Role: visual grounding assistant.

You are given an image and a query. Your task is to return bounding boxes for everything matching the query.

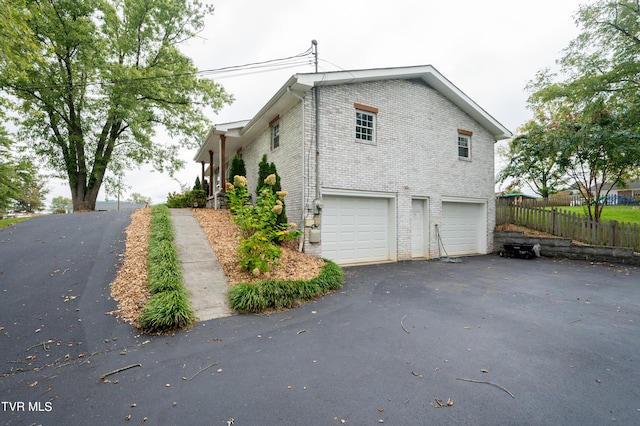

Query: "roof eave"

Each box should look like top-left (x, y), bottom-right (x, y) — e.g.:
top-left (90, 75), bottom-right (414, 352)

top-left (239, 75), bottom-right (313, 139)
top-left (208, 65), bottom-right (512, 155)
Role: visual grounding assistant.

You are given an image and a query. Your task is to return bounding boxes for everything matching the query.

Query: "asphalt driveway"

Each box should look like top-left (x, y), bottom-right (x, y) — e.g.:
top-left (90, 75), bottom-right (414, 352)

top-left (1, 213), bottom-right (639, 425)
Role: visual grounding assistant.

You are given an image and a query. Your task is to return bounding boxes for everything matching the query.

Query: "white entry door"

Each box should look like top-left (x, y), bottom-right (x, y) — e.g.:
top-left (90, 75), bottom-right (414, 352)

top-left (411, 199), bottom-right (429, 257)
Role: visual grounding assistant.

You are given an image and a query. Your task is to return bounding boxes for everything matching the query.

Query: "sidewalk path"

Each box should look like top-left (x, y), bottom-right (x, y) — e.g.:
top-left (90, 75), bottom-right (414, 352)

top-left (169, 209), bottom-right (234, 320)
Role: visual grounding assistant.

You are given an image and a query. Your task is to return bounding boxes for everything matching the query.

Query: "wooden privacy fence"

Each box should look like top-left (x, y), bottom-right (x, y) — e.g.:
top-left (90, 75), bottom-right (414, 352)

top-left (496, 204), bottom-right (640, 253)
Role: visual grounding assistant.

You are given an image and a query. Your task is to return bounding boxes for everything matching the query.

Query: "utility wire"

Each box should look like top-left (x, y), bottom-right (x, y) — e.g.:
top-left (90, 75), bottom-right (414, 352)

top-left (11, 44), bottom-right (316, 92)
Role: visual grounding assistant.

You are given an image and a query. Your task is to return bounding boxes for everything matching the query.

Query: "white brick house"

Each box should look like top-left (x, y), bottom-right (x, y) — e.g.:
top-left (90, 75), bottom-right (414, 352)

top-left (194, 65), bottom-right (511, 265)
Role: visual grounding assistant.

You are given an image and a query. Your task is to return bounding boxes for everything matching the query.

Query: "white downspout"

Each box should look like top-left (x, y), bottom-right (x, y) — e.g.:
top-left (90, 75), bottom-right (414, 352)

top-left (287, 87), bottom-right (306, 251)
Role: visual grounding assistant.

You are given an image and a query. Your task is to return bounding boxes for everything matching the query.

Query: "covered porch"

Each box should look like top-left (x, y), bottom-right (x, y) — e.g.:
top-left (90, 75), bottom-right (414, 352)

top-left (193, 120), bottom-right (249, 208)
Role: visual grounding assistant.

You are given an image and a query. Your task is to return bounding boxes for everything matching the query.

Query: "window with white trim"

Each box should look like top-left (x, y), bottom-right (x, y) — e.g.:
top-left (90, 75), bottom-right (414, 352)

top-left (354, 103), bottom-right (378, 144)
top-left (457, 129), bottom-right (472, 159)
top-left (270, 118), bottom-right (280, 150)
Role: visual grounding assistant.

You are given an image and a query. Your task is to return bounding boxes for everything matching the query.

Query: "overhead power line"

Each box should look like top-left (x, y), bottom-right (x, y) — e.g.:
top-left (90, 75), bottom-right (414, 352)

top-left (11, 43), bottom-right (317, 92)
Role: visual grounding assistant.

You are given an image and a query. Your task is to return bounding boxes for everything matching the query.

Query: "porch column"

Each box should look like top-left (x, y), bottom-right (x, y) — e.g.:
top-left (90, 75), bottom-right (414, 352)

top-left (208, 150), bottom-right (214, 197)
top-left (220, 134), bottom-right (226, 192)
top-left (200, 161), bottom-right (205, 191)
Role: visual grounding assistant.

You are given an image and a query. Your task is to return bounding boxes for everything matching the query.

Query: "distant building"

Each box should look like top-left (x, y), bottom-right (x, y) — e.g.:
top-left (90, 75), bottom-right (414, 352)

top-left (496, 193), bottom-right (538, 205)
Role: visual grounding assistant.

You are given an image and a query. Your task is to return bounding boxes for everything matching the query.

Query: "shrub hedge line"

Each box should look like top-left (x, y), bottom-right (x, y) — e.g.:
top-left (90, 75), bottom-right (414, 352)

top-left (138, 205), bottom-right (195, 333)
top-left (227, 260), bottom-right (344, 313)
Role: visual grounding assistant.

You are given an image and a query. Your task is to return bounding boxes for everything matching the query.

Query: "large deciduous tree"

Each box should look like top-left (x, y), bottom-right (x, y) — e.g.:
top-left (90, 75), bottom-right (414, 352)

top-left (12, 157), bottom-right (49, 212)
top-left (0, 0), bottom-right (232, 211)
top-left (525, 0), bottom-right (640, 221)
top-left (497, 113), bottom-right (567, 200)
top-left (0, 126), bottom-right (19, 213)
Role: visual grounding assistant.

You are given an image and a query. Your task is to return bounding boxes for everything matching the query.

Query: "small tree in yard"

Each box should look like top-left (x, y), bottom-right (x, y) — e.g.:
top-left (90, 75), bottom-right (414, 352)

top-left (193, 176), bottom-right (201, 191)
top-left (228, 155), bottom-right (246, 183)
top-left (256, 155), bottom-right (271, 196)
top-left (255, 155), bottom-right (287, 225)
top-left (226, 174), bottom-right (300, 275)
top-left (51, 196), bottom-right (72, 213)
top-left (128, 192), bottom-right (152, 205)
top-left (269, 162), bottom-right (288, 225)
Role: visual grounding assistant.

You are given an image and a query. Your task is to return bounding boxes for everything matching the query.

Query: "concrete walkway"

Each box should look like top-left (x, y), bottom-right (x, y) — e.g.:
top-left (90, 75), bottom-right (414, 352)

top-left (169, 208), bottom-right (234, 320)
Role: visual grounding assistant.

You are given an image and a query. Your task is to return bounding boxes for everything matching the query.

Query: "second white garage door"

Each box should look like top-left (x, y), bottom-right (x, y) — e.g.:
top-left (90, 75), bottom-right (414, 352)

top-left (440, 201), bottom-right (486, 256)
top-left (321, 195), bottom-right (392, 264)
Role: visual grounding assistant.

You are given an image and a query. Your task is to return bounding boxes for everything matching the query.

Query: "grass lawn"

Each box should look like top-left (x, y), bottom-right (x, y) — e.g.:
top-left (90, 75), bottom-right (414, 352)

top-left (548, 205), bottom-right (640, 225)
top-left (0, 216), bottom-right (31, 230)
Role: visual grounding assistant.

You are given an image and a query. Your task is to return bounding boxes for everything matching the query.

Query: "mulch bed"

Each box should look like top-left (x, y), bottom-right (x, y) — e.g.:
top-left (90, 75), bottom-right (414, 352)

top-left (108, 208), bottom-right (152, 327)
top-left (108, 208), bottom-right (326, 326)
top-left (192, 208), bottom-right (325, 285)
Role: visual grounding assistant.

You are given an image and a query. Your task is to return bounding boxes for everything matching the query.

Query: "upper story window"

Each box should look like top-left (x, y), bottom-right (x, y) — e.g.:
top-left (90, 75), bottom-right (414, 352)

top-left (270, 116), bottom-right (280, 150)
top-left (457, 129), bottom-right (472, 159)
top-left (354, 103), bottom-right (378, 144)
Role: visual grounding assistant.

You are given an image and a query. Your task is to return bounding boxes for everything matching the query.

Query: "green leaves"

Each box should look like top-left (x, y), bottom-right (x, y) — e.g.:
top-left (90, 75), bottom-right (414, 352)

top-left (0, 0), bottom-right (232, 210)
top-left (227, 261), bottom-right (344, 314)
top-left (226, 174), bottom-right (301, 275)
top-left (498, 118), bottom-right (567, 198)
top-left (140, 204), bottom-right (195, 333)
top-left (519, 1), bottom-right (640, 220)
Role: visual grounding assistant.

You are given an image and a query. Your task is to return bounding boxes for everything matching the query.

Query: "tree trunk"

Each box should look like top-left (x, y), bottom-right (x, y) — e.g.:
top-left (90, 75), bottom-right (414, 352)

top-left (71, 182), bottom-right (100, 211)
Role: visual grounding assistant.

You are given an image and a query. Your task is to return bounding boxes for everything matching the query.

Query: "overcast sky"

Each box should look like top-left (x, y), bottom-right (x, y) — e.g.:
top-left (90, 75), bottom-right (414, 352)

top-left (46, 0), bottom-right (586, 206)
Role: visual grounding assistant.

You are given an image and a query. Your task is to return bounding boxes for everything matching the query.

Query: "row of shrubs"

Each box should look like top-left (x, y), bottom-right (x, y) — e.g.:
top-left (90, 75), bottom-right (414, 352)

top-left (166, 189), bottom-right (207, 208)
top-left (138, 205), bottom-right (195, 333)
top-left (227, 260), bottom-right (343, 313)
top-left (225, 170), bottom-right (344, 312)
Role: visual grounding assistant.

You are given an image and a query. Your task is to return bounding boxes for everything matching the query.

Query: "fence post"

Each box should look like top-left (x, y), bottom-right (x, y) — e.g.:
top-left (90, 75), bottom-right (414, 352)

top-left (611, 220), bottom-right (618, 247)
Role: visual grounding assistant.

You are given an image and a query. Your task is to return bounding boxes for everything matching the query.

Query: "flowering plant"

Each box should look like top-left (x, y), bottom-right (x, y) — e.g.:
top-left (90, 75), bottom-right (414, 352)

top-left (226, 174), bottom-right (301, 274)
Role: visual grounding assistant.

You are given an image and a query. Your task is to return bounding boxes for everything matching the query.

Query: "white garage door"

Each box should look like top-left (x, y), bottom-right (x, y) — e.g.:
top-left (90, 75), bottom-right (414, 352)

top-left (322, 196), bottom-right (391, 264)
top-left (440, 202), bottom-right (485, 256)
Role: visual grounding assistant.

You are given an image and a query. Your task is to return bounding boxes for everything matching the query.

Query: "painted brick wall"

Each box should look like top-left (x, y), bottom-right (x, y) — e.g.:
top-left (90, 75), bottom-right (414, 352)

top-left (314, 79), bottom-right (496, 260)
top-left (239, 102), bottom-right (305, 229)
top-left (236, 78), bottom-right (498, 261)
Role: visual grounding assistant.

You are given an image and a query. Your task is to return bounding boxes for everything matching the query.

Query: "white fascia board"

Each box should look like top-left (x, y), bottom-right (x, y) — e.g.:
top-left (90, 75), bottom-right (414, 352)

top-left (420, 68), bottom-right (512, 141)
top-left (240, 75), bottom-right (310, 138)
top-left (193, 126), bottom-right (218, 162)
top-left (235, 65), bottom-right (511, 145)
top-left (296, 65), bottom-right (512, 141)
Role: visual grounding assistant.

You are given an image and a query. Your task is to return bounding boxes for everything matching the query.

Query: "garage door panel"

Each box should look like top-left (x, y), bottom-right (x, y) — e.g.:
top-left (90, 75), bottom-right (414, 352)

top-left (322, 196), bottom-right (391, 264)
top-left (441, 202), bottom-right (484, 256)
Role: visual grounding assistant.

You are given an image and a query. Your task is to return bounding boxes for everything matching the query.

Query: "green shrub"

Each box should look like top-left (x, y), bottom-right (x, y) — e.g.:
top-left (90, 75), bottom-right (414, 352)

top-left (226, 174), bottom-right (301, 274)
top-left (138, 289), bottom-right (196, 333)
top-left (139, 205), bottom-right (195, 333)
top-left (228, 155), bottom-right (246, 183)
top-left (166, 190), bottom-right (206, 208)
top-left (255, 155), bottom-right (287, 225)
top-left (185, 189), bottom-right (207, 207)
top-left (256, 154), bottom-right (271, 198)
top-left (147, 240), bottom-right (182, 293)
top-left (227, 260), bottom-right (344, 313)
top-left (166, 192), bottom-right (187, 208)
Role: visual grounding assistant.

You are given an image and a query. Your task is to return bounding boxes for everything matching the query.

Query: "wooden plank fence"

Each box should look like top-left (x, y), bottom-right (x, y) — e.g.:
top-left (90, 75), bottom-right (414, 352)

top-left (496, 203), bottom-right (640, 253)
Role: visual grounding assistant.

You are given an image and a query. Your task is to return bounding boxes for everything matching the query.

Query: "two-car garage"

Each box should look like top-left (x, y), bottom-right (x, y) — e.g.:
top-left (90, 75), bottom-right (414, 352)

top-left (320, 193), bottom-right (487, 265)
